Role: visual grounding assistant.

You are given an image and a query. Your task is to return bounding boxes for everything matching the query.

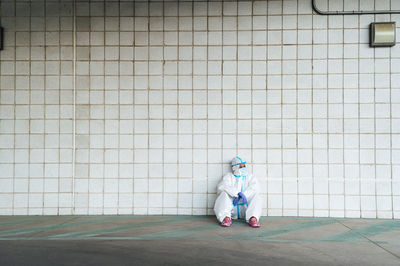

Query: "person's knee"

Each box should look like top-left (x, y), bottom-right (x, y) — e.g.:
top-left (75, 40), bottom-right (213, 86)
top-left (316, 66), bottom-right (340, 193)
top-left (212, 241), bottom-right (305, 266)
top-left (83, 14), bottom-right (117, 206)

top-left (215, 191), bottom-right (234, 209)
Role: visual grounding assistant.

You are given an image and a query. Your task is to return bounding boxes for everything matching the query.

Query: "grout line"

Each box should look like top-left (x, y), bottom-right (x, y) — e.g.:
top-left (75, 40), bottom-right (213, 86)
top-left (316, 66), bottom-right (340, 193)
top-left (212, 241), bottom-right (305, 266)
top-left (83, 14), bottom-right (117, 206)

top-left (132, 1), bottom-right (136, 215)
top-left (326, 0), bottom-right (331, 218)
top-left (26, 0), bottom-right (31, 216)
top-left (357, 0), bottom-right (361, 218)
top-left (57, 0), bottom-right (61, 216)
top-left (162, 0), bottom-right (166, 215)
top-left (295, 0), bottom-right (299, 217)
top-left (389, 0), bottom-right (394, 220)
top-left (311, 1), bottom-right (315, 218)
top-left (265, 0), bottom-right (268, 217)
top-left (373, 0), bottom-right (377, 220)
top-left (220, 2), bottom-right (223, 214)
top-left (177, 1), bottom-right (180, 215)
top-left (42, 0), bottom-right (47, 216)
top-left (147, 0), bottom-right (150, 216)
top-left (340, 1), bottom-right (345, 218)
top-left (72, 0), bottom-right (76, 215)
top-left (102, 1), bottom-right (106, 215)
top-left (279, 0), bottom-right (283, 217)
top-left (117, 0), bottom-right (121, 215)
top-left (191, 0), bottom-right (194, 215)
top-left (86, 0), bottom-right (91, 215)
top-left (12, 0), bottom-right (16, 215)
top-left (206, 0), bottom-right (210, 215)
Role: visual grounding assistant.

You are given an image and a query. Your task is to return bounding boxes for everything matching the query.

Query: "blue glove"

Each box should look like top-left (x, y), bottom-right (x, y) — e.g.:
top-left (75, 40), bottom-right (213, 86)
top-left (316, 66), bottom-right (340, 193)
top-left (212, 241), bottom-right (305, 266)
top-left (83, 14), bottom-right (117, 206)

top-left (238, 192), bottom-right (248, 206)
top-left (233, 196), bottom-right (239, 206)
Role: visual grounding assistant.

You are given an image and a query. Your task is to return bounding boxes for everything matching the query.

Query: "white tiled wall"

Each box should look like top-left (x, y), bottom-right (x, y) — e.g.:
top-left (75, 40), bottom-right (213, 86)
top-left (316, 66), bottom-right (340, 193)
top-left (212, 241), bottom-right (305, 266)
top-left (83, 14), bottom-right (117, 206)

top-left (1, 0), bottom-right (400, 218)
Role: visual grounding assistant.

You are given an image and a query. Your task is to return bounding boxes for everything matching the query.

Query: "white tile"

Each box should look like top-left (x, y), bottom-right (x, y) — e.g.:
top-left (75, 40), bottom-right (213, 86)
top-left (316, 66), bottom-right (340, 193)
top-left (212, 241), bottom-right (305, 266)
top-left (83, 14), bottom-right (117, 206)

top-left (13, 194), bottom-right (28, 208)
top-left (178, 193), bottom-right (192, 208)
top-left (163, 193), bottom-right (177, 208)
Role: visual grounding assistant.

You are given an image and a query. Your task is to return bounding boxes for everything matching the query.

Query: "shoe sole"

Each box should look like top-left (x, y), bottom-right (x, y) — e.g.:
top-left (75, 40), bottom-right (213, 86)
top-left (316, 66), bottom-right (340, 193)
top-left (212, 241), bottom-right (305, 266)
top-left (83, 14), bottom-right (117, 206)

top-left (249, 224), bottom-right (260, 228)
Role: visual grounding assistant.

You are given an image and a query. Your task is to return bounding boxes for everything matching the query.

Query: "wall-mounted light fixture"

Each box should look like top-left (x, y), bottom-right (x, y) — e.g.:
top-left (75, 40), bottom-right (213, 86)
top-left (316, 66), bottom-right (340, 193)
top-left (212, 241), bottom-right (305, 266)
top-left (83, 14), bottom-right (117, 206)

top-left (370, 22), bottom-right (396, 47)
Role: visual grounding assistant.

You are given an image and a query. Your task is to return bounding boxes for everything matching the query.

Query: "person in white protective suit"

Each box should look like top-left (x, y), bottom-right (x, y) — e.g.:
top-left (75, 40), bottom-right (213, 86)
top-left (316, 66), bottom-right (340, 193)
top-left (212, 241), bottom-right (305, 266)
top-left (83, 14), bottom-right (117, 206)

top-left (213, 156), bottom-right (262, 227)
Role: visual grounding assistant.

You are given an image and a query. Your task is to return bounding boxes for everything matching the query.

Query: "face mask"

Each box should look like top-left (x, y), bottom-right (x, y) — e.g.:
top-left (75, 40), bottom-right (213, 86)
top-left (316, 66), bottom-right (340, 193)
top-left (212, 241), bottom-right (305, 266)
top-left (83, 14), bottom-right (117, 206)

top-left (239, 167), bottom-right (247, 176)
top-left (233, 168), bottom-right (241, 177)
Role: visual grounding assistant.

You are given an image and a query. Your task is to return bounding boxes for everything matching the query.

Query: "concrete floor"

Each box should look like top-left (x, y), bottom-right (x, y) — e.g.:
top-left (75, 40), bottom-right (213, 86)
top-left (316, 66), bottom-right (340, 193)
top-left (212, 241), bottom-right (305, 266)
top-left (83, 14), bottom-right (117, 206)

top-left (0, 216), bottom-right (400, 266)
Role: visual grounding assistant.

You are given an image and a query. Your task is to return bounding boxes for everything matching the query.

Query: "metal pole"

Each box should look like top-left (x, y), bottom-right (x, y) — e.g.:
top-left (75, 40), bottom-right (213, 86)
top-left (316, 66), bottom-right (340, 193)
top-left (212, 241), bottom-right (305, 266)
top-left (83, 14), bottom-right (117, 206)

top-left (312, 0), bottom-right (400, 15)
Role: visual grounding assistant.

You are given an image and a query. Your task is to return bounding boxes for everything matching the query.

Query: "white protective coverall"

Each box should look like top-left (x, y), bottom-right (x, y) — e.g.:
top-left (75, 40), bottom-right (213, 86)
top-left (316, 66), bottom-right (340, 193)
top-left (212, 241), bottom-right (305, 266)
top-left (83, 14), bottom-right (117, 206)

top-left (213, 156), bottom-right (262, 223)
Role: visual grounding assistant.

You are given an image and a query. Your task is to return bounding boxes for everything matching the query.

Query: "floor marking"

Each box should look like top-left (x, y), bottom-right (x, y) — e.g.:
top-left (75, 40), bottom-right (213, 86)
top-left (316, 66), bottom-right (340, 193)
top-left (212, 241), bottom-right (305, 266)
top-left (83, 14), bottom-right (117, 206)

top-left (0, 216), bottom-right (130, 237)
top-left (227, 219), bottom-right (338, 240)
top-left (0, 216), bottom-right (57, 227)
top-left (324, 220), bottom-right (400, 241)
top-left (49, 216), bottom-right (206, 238)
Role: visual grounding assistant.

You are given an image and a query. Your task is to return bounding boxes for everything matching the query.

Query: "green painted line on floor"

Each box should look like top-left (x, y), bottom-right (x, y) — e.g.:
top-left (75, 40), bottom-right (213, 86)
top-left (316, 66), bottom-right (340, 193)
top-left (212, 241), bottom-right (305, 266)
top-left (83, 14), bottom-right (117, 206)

top-left (1, 216), bottom-right (399, 243)
top-left (133, 221), bottom-right (219, 240)
top-left (227, 218), bottom-right (338, 240)
top-left (137, 216), bottom-right (290, 240)
top-left (47, 216), bottom-right (207, 239)
top-left (0, 217), bottom-right (78, 236)
top-left (185, 235), bottom-right (376, 244)
top-left (0, 216), bottom-right (133, 237)
top-left (324, 220), bottom-right (400, 241)
top-left (0, 236), bottom-right (395, 246)
top-left (0, 216), bottom-right (58, 227)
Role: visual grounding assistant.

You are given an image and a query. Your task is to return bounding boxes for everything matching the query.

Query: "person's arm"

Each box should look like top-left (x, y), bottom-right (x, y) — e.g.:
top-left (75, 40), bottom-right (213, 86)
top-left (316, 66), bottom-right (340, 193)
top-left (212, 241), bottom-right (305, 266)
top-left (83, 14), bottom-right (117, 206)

top-left (242, 174), bottom-right (258, 199)
top-left (217, 174), bottom-right (239, 198)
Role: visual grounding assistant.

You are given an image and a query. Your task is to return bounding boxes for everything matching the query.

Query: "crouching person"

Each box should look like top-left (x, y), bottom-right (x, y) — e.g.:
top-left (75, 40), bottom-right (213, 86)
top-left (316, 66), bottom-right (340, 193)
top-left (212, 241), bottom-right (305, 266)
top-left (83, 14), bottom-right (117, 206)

top-left (213, 156), bottom-right (262, 228)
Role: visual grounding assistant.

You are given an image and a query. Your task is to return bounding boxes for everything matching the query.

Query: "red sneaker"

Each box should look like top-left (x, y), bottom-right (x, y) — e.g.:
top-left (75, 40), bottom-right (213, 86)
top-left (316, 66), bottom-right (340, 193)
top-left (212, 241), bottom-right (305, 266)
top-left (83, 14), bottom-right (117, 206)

top-left (220, 217), bottom-right (232, 227)
top-left (248, 217), bottom-right (260, 228)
